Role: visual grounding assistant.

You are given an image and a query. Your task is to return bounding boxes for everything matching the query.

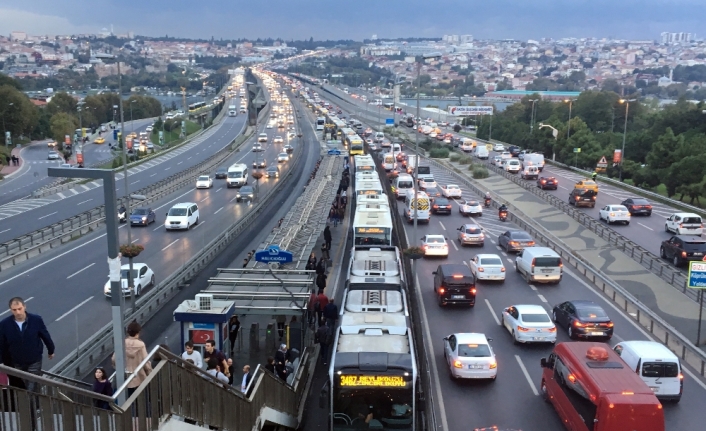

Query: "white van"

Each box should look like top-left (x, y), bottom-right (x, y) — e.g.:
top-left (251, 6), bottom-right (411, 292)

top-left (226, 163), bottom-right (248, 188)
top-left (515, 247), bottom-right (562, 284)
top-left (392, 143), bottom-right (402, 156)
top-left (460, 139), bottom-right (475, 152)
top-left (404, 191), bottom-right (431, 223)
top-left (393, 174), bottom-right (415, 199)
top-left (475, 146), bottom-right (489, 160)
top-left (165, 202), bottom-right (199, 230)
top-left (521, 165), bottom-right (539, 180)
top-left (382, 153), bottom-right (396, 172)
top-left (665, 213), bottom-right (703, 235)
top-left (522, 153), bottom-right (545, 171)
top-left (613, 341), bottom-right (682, 402)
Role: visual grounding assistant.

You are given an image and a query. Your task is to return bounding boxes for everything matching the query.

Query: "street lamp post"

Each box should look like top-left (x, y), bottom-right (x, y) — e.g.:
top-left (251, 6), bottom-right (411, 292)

top-left (2, 102), bottom-right (13, 147)
top-left (564, 99), bottom-right (573, 139)
top-left (618, 98), bottom-right (636, 181)
top-left (538, 123), bottom-right (559, 161)
top-left (530, 99), bottom-right (538, 134)
top-left (130, 100), bottom-right (136, 134)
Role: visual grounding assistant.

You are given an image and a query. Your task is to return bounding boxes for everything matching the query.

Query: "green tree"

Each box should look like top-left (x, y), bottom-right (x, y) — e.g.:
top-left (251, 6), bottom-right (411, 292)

top-left (0, 85), bottom-right (39, 137)
top-left (50, 112), bottom-right (78, 143)
top-left (47, 92), bottom-right (78, 116)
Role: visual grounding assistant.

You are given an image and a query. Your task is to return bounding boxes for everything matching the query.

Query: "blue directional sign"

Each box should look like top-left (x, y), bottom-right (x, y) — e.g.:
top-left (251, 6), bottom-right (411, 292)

top-left (386, 118), bottom-right (394, 125)
top-left (113, 130), bottom-right (118, 140)
top-left (255, 244), bottom-right (294, 263)
top-left (687, 262), bottom-right (706, 288)
top-left (328, 148), bottom-right (342, 156)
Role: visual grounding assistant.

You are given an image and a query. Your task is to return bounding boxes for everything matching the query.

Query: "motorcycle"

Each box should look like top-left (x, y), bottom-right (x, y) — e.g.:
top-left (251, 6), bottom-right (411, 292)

top-left (484, 198), bottom-right (491, 208)
top-left (499, 210), bottom-right (508, 222)
top-left (118, 208), bottom-right (127, 223)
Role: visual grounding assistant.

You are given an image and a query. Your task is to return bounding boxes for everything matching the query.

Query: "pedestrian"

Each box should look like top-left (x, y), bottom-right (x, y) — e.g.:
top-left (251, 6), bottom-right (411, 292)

top-left (305, 252), bottom-right (317, 270)
top-left (205, 357), bottom-right (229, 385)
top-left (321, 242), bottom-right (330, 261)
top-left (92, 367), bottom-right (114, 410)
top-left (181, 340), bottom-right (203, 368)
top-left (0, 297), bottom-right (55, 393)
top-left (315, 324), bottom-right (332, 365)
top-left (241, 364), bottom-right (253, 393)
top-left (227, 358), bottom-right (235, 385)
top-left (323, 298), bottom-right (339, 329)
top-left (203, 339), bottom-right (229, 379)
top-left (330, 206), bottom-right (340, 227)
top-left (111, 321), bottom-right (151, 398)
top-left (4, 155), bottom-right (10, 166)
top-left (242, 258), bottom-right (249, 268)
top-left (315, 289), bottom-right (329, 327)
top-left (276, 314), bottom-right (287, 340)
top-left (228, 315), bottom-right (241, 356)
top-left (315, 259), bottom-right (326, 275)
top-left (274, 344), bottom-right (290, 381)
top-left (265, 356), bottom-right (276, 375)
top-left (316, 272), bottom-right (327, 292)
top-left (324, 226), bottom-right (332, 251)
top-left (338, 205), bottom-right (345, 222)
top-left (341, 190), bottom-right (348, 207)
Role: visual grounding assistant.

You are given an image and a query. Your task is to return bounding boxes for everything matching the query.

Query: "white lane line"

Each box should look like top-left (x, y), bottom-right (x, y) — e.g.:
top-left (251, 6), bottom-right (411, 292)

top-left (154, 188), bottom-right (199, 211)
top-left (0, 228), bottom-right (10, 234)
top-left (131, 238), bottom-right (139, 243)
top-left (162, 239), bottom-right (180, 251)
top-left (55, 296), bottom-right (94, 321)
top-left (438, 221), bottom-right (446, 231)
top-left (153, 224), bottom-right (163, 232)
top-left (57, 192), bottom-right (66, 199)
top-left (214, 207), bottom-right (224, 214)
top-left (558, 185), bottom-right (568, 190)
top-left (66, 263), bottom-right (95, 279)
top-left (450, 240), bottom-right (458, 251)
top-left (77, 199), bottom-right (93, 205)
top-left (0, 297), bottom-right (34, 316)
top-left (38, 211), bottom-right (58, 220)
top-left (515, 355), bottom-right (539, 396)
top-left (537, 294), bottom-right (548, 303)
top-left (199, 196), bottom-right (209, 203)
top-left (177, 161), bottom-right (183, 165)
top-left (215, 187), bottom-right (222, 192)
top-left (638, 222), bottom-right (654, 231)
top-left (131, 180), bottom-right (140, 186)
top-left (485, 299), bottom-right (500, 325)
top-left (193, 221), bottom-right (205, 229)
top-left (530, 285), bottom-right (537, 291)
top-left (230, 195), bottom-right (240, 203)
top-left (150, 173), bottom-right (157, 177)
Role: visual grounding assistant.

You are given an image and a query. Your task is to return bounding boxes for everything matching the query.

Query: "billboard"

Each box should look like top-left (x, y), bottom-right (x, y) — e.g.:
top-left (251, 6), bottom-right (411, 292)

top-left (613, 149), bottom-right (622, 164)
top-left (448, 106), bottom-right (494, 116)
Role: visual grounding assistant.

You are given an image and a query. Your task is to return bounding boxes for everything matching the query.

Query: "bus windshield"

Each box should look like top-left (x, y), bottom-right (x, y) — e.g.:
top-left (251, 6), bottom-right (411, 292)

top-left (354, 228), bottom-right (391, 246)
top-left (333, 386), bottom-right (413, 431)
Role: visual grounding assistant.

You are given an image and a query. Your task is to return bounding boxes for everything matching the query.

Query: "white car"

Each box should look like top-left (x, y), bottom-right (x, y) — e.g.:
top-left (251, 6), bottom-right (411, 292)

top-left (287, 132), bottom-right (296, 139)
top-left (146, 125), bottom-right (153, 132)
top-left (257, 133), bottom-right (268, 143)
top-left (505, 159), bottom-right (521, 173)
top-left (266, 123), bottom-right (274, 129)
top-left (165, 202), bottom-right (199, 230)
top-left (665, 212), bottom-right (703, 235)
top-left (469, 254), bottom-right (505, 282)
top-left (493, 143), bottom-right (505, 152)
top-left (418, 178), bottom-right (437, 190)
top-left (196, 175), bottom-right (213, 189)
top-left (492, 156), bottom-right (502, 166)
top-left (500, 151), bottom-right (512, 160)
top-left (252, 143), bottom-right (263, 152)
top-left (273, 136), bottom-right (284, 143)
top-left (458, 199), bottom-right (483, 216)
top-left (277, 152), bottom-right (289, 162)
top-left (103, 263), bottom-right (155, 297)
top-left (48, 151), bottom-right (60, 160)
top-left (501, 304), bottom-right (557, 344)
top-left (421, 234), bottom-right (449, 257)
top-left (443, 333), bottom-right (497, 380)
top-left (441, 184), bottom-right (463, 199)
top-left (599, 205), bottom-right (631, 225)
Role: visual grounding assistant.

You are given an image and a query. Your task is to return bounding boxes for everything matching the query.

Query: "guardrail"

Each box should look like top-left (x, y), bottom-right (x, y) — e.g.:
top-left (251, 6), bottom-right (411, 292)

top-left (50, 103), bottom-right (298, 379)
top-left (425, 157), bottom-right (706, 378)
top-left (0, 120), bottom-right (251, 272)
top-left (478, 158), bottom-right (699, 302)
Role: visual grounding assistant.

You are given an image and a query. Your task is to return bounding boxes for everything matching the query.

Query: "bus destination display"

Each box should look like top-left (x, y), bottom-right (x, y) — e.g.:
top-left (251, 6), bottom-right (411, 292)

top-left (339, 375), bottom-right (406, 387)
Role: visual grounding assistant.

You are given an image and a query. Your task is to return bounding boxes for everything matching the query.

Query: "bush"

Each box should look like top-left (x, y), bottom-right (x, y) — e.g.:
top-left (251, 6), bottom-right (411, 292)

top-left (453, 124), bottom-right (462, 133)
top-left (472, 166), bottom-right (490, 179)
top-left (449, 153), bottom-right (461, 162)
top-left (429, 148), bottom-right (450, 159)
top-left (459, 156), bottom-right (473, 165)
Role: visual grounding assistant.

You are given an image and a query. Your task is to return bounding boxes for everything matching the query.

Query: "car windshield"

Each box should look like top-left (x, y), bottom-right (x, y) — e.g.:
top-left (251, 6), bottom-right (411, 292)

top-left (631, 199), bottom-right (650, 205)
top-left (267, 167), bottom-right (278, 172)
top-left (684, 217), bottom-right (702, 224)
top-left (168, 208), bottom-right (187, 216)
top-left (279, 153), bottom-right (287, 157)
top-left (435, 198), bottom-right (450, 205)
top-left (240, 187), bottom-right (254, 193)
top-left (521, 313), bottom-right (551, 323)
top-left (576, 306), bottom-right (608, 319)
top-left (458, 344), bottom-right (491, 357)
top-left (426, 188), bottom-right (440, 195)
top-left (426, 236), bottom-right (445, 243)
top-left (132, 209), bottom-right (148, 215)
top-left (198, 176), bottom-right (209, 181)
top-left (465, 200), bottom-right (479, 206)
top-left (510, 232), bottom-right (533, 240)
top-left (464, 226), bottom-right (481, 234)
top-left (120, 269), bottom-right (138, 279)
top-left (479, 257), bottom-right (502, 266)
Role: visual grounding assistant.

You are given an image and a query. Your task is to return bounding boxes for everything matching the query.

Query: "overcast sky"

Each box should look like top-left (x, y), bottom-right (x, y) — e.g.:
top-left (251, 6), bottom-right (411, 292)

top-left (0, 0), bottom-right (703, 41)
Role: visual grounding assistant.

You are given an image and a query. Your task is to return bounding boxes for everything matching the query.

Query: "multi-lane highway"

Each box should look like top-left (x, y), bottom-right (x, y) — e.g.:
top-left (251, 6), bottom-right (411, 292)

top-left (0, 109), bottom-right (246, 244)
top-left (0, 92), bottom-right (310, 365)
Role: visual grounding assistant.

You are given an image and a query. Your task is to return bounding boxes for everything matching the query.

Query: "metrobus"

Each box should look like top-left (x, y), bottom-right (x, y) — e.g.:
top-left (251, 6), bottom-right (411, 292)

top-left (188, 101), bottom-right (206, 112)
top-left (347, 136), bottom-right (365, 156)
top-left (540, 342), bottom-right (664, 431)
top-left (324, 245), bottom-right (416, 430)
top-left (383, 102), bottom-right (394, 111)
top-left (316, 117), bottom-right (326, 131)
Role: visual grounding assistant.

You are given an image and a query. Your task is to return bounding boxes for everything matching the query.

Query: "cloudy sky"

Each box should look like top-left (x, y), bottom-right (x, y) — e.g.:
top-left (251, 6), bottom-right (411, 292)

top-left (0, 0), bottom-right (702, 41)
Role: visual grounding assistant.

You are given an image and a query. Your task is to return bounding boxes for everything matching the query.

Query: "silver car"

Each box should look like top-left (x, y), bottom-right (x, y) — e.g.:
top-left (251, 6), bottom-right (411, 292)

top-left (48, 151), bottom-right (60, 160)
top-left (457, 223), bottom-right (485, 246)
top-left (265, 165), bottom-right (280, 178)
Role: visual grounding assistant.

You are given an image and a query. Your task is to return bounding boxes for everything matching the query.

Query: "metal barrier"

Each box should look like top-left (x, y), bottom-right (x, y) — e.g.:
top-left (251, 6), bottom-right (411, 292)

top-left (50, 106), bottom-right (302, 380)
top-left (424, 156), bottom-right (706, 378)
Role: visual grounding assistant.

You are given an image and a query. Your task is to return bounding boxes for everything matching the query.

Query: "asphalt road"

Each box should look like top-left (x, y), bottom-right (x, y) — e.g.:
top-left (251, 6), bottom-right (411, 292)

top-left (399, 162), bottom-right (706, 431)
top-left (0, 111), bottom-right (246, 244)
top-left (0, 99), bottom-right (304, 367)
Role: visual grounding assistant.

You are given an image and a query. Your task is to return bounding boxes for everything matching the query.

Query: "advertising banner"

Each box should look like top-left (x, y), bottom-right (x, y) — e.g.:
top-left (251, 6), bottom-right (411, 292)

top-left (448, 106), bottom-right (494, 116)
top-left (613, 149), bottom-right (622, 164)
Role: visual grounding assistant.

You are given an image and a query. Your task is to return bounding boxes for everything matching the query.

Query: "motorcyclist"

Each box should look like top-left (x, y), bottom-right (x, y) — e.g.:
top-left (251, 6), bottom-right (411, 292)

top-left (498, 204), bottom-right (508, 217)
top-left (591, 171), bottom-right (598, 181)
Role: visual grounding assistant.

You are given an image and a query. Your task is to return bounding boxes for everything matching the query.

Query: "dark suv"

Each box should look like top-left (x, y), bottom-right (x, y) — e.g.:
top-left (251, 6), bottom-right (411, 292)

top-left (660, 235), bottom-right (706, 266)
top-left (569, 188), bottom-right (597, 208)
top-left (508, 145), bottom-right (521, 157)
top-left (433, 264), bottom-right (476, 307)
top-left (431, 197), bottom-right (452, 215)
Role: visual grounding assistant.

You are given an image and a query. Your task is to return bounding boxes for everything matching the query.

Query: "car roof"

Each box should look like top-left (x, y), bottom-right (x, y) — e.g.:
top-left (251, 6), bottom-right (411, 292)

top-left (514, 304), bottom-right (548, 314)
top-left (120, 263), bottom-right (146, 270)
top-left (171, 202), bottom-right (195, 208)
top-left (476, 253), bottom-right (501, 260)
top-left (426, 234), bottom-right (445, 240)
top-left (462, 222), bottom-right (481, 228)
top-left (674, 235), bottom-right (706, 242)
top-left (673, 212), bottom-right (701, 217)
top-left (567, 299), bottom-right (601, 308)
top-left (507, 230), bottom-right (531, 237)
top-left (453, 333), bottom-right (489, 344)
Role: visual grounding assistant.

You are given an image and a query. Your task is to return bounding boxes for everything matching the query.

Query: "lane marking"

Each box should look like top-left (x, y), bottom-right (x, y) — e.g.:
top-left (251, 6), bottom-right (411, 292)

top-left (162, 239), bottom-right (180, 251)
top-left (153, 224), bottom-right (164, 231)
top-left (515, 355), bottom-right (539, 396)
top-left (537, 294), bottom-right (548, 303)
top-left (193, 221), bottom-right (205, 229)
top-left (485, 299), bottom-right (500, 325)
top-left (0, 228), bottom-right (10, 234)
top-left (77, 199), bottom-right (93, 205)
top-left (55, 296), bottom-right (94, 321)
top-left (66, 263), bottom-right (95, 279)
top-left (450, 240), bottom-right (458, 251)
top-left (199, 196), bottom-right (209, 203)
top-left (529, 285), bottom-right (537, 291)
top-left (638, 222), bottom-right (654, 231)
top-left (214, 207), bottom-right (224, 215)
top-left (438, 221), bottom-right (446, 231)
top-left (0, 297), bottom-right (34, 316)
top-left (150, 173), bottom-right (157, 177)
top-left (38, 211), bottom-right (58, 220)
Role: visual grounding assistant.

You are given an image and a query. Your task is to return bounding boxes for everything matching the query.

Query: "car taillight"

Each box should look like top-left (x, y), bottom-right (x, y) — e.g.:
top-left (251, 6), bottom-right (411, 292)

top-left (433, 205), bottom-right (439, 208)
top-left (423, 245), bottom-right (429, 250)
top-left (517, 326), bottom-right (530, 332)
top-left (500, 267), bottom-right (506, 272)
top-left (528, 241), bottom-right (536, 246)
top-left (592, 196), bottom-right (596, 200)
top-left (489, 362), bottom-right (497, 369)
top-left (438, 288), bottom-right (445, 294)
top-left (548, 327), bottom-right (557, 332)
top-left (609, 212), bottom-right (615, 217)
top-left (453, 360), bottom-right (463, 369)
top-left (682, 251), bottom-right (687, 258)
top-left (605, 322), bottom-right (614, 328)
top-left (574, 321), bottom-right (585, 327)
top-left (470, 288), bottom-right (476, 294)
top-left (509, 241), bottom-right (518, 246)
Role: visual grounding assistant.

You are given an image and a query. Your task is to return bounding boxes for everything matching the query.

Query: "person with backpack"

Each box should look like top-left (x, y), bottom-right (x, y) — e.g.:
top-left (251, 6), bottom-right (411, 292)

top-left (314, 289), bottom-right (329, 327)
top-left (323, 298), bottom-right (339, 329)
top-left (315, 324), bottom-right (333, 365)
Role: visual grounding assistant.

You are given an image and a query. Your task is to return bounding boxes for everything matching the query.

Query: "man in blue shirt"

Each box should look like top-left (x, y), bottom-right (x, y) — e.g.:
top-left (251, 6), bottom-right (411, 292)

top-left (0, 297), bottom-right (55, 392)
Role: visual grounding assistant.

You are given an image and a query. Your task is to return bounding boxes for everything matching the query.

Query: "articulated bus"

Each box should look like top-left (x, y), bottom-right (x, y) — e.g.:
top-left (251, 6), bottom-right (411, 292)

top-left (540, 342), bottom-right (664, 431)
top-left (325, 245), bottom-right (416, 431)
top-left (188, 101), bottom-right (206, 112)
top-left (347, 135), bottom-right (365, 156)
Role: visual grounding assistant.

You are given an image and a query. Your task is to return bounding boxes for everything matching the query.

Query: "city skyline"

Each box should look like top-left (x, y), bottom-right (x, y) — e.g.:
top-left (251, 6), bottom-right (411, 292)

top-left (0, 0), bottom-right (704, 41)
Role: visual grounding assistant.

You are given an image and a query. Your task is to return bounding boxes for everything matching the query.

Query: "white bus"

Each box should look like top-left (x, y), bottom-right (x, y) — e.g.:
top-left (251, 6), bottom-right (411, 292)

top-left (352, 209), bottom-right (393, 246)
top-left (316, 117), bottom-right (326, 131)
top-left (228, 105), bottom-right (237, 116)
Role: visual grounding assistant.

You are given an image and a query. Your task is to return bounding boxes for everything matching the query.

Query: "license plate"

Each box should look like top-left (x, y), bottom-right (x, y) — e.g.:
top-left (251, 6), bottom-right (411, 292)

top-left (541, 269), bottom-right (554, 273)
top-left (650, 387), bottom-right (659, 393)
top-left (452, 295), bottom-right (465, 299)
top-left (532, 337), bottom-right (545, 341)
top-left (468, 364), bottom-right (483, 369)
top-left (590, 331), bottom-right (604, 336)
top-left (694, 253), bottom-right (703, 256)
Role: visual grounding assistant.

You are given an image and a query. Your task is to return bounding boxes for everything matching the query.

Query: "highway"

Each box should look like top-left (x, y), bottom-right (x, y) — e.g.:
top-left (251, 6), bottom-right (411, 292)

top-left (0, 93), bottom-right (308, 366)
top-left (398, 161), bottom-right (706, 431)
top-left (0, 107), bottom-right (246, 244)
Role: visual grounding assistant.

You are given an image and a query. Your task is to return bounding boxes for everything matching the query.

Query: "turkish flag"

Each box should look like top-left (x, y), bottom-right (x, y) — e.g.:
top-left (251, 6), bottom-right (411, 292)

top-left (189, 330), bottom-right (214, 345)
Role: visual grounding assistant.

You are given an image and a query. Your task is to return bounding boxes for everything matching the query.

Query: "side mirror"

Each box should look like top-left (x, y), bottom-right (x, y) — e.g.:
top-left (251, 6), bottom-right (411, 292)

top-left (166, 213), bottom-right (168, 217)
top-left (540, 358), bottom-right (548, 368)
top-left (442, 336), bottom-right (448, 341)
top-left (487, 338), bottom-right (493, 342)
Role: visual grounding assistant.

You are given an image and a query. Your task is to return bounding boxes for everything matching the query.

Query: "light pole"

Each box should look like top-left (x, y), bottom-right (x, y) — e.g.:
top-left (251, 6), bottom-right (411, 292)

top-left (564, 99), bottom-right (573, 139)
top-left (538, 123), bottom-right (559, 161)
top-left (130, 100), bottom-right (136, 134)
top-left (2, 102), bottom-right (13, 147)
top-left (618, 98), bottom-right (636, 181)
top-left (529, 99), bottom-right (538, 134)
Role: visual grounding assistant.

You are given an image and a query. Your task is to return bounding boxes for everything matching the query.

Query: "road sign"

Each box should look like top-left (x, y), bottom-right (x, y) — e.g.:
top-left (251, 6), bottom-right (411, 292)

top-left (327, 148), bottom-right (342, 156)
top-left (688, 262), bottom-right (706, 288)
top-left (597, 156), bottom-right (608, 167)
top-left (385, 118), bottom-right (394, 125)
top-left (255, 245), bottom-right (293, 263)
top-left (573, 148), bottom-right (581, 153)
top-left (448, 106), bottom-right (494, 116)
top-left (113, 130), bottom-right (118, 140)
